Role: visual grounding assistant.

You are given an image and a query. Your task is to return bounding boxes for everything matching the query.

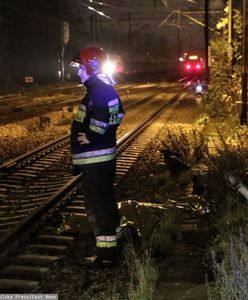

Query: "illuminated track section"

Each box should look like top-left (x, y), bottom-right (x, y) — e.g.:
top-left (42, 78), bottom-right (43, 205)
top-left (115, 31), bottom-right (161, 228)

top-left (0, 83), bottom-right (161, 125)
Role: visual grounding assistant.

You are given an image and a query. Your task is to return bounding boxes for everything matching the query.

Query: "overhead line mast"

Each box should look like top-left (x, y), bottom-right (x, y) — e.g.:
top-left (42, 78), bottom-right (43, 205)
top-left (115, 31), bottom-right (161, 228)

top-left (241, 0), bottom-right (248, 125)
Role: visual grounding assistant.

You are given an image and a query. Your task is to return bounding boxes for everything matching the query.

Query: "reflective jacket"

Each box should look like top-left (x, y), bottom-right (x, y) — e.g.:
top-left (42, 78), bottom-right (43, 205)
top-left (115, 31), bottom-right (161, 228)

top-left (71, 75), bottom-right (125, 167)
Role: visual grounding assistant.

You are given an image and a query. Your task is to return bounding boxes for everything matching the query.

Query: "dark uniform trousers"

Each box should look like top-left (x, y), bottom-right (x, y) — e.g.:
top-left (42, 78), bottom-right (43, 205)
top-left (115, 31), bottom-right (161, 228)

top-left (80, 160), bottom-right (120, 259)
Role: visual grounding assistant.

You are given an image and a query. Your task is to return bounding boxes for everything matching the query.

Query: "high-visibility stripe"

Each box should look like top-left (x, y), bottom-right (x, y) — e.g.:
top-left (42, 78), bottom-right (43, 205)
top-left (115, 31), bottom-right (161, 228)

top-left (72, 147), bottom-right (116, 159)
top-left (89, 118), bottom-right (108, 134)
top-left (96, 235), bottom-right (117, 248)
top-left (75, 110), bottom-right (86, 123)
top-left (96, 241), bottom-right (117, 248)
top-left (73, 153), bottom-right (116, 165)
top-left (108, 98), bottom-right (119, 107)
top-left (108, 98), bottom-right (119, 113)
top-left (90, 118), bottom-right (108, 128)
top-left (109, 105), bottom-right (119, 113)
top-left (96, 235), bottom-right (117, 242)
top-left (89, 124), bottom-right (106, 134)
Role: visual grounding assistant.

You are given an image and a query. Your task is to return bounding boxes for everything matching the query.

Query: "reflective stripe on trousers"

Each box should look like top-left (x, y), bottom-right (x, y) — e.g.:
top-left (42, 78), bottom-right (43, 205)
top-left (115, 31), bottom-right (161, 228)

top-left (96, 235), bottom-right (117, 248)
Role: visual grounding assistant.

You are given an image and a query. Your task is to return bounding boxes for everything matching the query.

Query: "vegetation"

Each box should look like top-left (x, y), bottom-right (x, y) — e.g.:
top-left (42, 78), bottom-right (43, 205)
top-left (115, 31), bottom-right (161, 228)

top-left (208, 232), bottom-right (248, 300)
top-left (205, 127), bottom-right (248, 299)
top-left (126, 247), bottom-right (158, 300)
top-left (205, 5), bottom-right (242, 117)
top-left (205, 125), bottom-right (248, 213)
top-left (105, 246), bottom-right (158, 300)
top-left (160, 121), bottom-right (248, 299)
top-left (161, 125), bottom-right (209, 163)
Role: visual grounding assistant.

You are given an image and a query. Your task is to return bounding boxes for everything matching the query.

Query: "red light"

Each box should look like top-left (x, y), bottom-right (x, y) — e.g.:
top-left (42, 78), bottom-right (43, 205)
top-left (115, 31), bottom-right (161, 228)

top-left (186, 64), bottom-right (191, 69)
top-left (196, 64), bottom-right (201, 69)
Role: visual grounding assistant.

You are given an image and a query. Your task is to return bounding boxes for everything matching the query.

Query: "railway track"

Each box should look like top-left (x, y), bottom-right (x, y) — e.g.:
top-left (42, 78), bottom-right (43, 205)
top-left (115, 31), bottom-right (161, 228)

top-left (0, 83), bottom-right (188, 292)
top-left (0, 83), bottom-right (169, 125)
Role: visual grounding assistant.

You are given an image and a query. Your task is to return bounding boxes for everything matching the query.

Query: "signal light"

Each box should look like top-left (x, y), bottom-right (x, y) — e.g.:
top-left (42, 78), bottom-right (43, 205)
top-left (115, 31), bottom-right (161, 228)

top-left (195, 84), bottom-right (203, 93)
top-left (184, 63), bottom-right (203, 72)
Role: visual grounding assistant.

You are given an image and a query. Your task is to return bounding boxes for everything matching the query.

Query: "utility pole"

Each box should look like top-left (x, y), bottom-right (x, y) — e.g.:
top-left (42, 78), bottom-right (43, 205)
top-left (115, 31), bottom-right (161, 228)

top-left (60, 21), bottom-right (69, 82)
top-left (95, 12), bottom-right (98, 42)
top-left (228, 0), bottom-right (233, 45)
top-left (128, 12), bottom-right (131, 53)
top-left (60, 23), bottom-right (65, 82)
top-left (228, 0), bottom-right (235, 72)
top-left (90, 14), bottom-right (94, 41)
top-left (240, 0), bottom-right (248, 125)
top-left (58, 1), bottom-right (69, 82)
top-left (204, 0), bottom-right (209, 81)
top-left (177, 10), bottom-right (181, 59)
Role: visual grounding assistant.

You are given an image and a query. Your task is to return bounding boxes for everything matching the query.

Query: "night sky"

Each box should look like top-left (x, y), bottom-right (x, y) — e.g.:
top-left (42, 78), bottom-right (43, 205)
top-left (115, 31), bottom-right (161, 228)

top-left (0, 0), bottom-right (229, 85)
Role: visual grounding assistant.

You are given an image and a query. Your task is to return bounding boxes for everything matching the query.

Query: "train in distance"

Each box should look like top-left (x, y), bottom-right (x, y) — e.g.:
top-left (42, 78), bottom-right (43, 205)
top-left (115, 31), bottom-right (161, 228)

top-left (179, 53), bottom-right (205, 77)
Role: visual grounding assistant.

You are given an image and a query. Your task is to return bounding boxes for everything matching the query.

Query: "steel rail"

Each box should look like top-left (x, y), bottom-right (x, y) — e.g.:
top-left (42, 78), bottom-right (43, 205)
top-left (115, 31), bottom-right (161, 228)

top-left (0, 134), bottom-right (70, 174)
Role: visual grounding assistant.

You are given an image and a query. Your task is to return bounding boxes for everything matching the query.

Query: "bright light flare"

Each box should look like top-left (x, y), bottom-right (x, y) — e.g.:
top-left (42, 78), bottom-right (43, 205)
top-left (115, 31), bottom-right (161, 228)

top-left (195, 85), bottom-right (203, 93)
top-left (87, 0), bottom-right (112, 6)
top-left (81, 2), bottom-right (112, 19)
top-left (87, 5), bottom-right (111, 18)
top-left (103, 60), bottom-right (116, 75)
top-left (188, 55), bottom-right (198, 60)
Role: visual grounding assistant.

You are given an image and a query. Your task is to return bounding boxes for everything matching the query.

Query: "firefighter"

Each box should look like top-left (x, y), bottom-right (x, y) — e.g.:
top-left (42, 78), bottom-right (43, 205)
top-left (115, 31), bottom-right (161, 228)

top-left (70, 46), bottom-right (125, 267)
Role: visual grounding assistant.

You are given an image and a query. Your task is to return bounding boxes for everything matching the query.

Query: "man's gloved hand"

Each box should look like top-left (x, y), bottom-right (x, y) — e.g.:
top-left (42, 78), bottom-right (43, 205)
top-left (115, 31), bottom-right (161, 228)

top-left (77, 132), bottom-right (90, 145)
top-left (71, 165), bottom-right (82, 176)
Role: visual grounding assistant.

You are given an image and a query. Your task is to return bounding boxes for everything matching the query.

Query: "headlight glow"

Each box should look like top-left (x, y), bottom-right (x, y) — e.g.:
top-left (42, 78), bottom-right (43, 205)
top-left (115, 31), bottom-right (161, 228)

top-left (103, 61), bottom-right (116, 75)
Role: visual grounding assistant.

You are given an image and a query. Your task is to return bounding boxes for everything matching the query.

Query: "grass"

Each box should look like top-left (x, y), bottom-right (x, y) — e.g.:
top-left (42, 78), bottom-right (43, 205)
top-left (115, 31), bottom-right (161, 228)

top-left (101, 245), bottom-right (158, 300)
top-left (203, 123), bottom-right (248, 299)
top-left (101, 213), bottom-right (175, 300)
top-left (125, 247), bottom-right (159, 300)
top-left (150, 212), bottom-right (178, 257)
top-left (208, 231), bottom-right (248, 300)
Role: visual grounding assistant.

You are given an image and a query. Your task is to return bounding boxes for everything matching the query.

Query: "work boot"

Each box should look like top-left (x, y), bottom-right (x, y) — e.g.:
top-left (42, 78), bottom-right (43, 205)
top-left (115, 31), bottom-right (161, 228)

top-left (80, 247), bottom-right (119, 268)
top-left (79, 254), bottom-right (114, 268)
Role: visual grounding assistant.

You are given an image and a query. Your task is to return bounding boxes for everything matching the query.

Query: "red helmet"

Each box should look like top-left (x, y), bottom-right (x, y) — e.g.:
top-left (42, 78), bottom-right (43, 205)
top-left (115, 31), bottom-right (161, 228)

top-left (71, 46), bottom-right (107, 75)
